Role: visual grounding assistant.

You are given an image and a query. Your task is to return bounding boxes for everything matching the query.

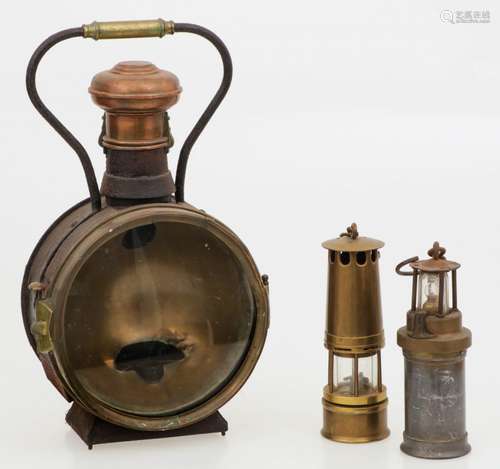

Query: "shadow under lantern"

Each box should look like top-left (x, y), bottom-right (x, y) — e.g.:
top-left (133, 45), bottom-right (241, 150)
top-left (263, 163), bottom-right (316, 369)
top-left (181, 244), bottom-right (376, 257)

top-left (396, 242), bottom-right (471, 459)
top-left (321, 223), bottom-right (389, 443)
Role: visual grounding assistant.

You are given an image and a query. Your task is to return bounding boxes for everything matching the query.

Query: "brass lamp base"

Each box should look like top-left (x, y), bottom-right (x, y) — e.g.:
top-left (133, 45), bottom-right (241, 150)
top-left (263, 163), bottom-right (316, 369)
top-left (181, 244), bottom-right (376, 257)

top-left (321, 398), bottom-right (389, 443)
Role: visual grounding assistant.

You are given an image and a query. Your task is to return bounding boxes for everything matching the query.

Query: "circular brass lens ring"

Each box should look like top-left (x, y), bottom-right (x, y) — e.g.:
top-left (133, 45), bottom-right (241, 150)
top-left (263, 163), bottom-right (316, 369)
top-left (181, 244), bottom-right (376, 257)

top-left (45, 203), bottom-right (268, 431)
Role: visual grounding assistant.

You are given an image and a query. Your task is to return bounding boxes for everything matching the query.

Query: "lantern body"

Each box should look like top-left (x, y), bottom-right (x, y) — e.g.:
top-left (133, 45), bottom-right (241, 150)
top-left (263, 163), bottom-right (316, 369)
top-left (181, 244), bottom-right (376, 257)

top-left (396, 244), bottom-right (471, 459)
top-left (23, 23), bottom-right (270, 445)
top-left (23, 203), bottom-right (269, 431)
top-left (321, 225), bottom-right (389, 443)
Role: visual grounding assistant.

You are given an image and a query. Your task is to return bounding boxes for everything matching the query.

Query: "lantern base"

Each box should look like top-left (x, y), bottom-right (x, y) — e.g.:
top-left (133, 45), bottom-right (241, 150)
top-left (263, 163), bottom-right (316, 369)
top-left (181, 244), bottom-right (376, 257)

top-left (321, 398), bottom-right (389, 443)
top-left (401, 433), bottom-right (470, 459)
top-left (66, 403), bottom-right (228, 450)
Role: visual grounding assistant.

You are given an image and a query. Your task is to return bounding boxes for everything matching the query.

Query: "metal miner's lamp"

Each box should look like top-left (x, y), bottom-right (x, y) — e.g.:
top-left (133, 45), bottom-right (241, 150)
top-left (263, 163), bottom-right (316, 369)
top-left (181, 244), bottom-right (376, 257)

top-left (321, 223), bottom-right (389, 443)
top-left (22, 19), bottom-right (269, 449)
top-left (396, 242), bottom-right (471, 459)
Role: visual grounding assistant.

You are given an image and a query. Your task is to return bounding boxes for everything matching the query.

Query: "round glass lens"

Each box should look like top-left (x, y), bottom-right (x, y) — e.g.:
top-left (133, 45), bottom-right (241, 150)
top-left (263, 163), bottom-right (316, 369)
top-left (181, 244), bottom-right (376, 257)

top-left (62, 220), bottom-right (256, 416)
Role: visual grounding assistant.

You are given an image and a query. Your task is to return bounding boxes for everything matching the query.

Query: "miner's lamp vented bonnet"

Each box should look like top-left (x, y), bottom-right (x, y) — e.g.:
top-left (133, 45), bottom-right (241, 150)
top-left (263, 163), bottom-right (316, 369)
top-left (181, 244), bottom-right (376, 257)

top-left (321, 223), bottom-right (389, 443)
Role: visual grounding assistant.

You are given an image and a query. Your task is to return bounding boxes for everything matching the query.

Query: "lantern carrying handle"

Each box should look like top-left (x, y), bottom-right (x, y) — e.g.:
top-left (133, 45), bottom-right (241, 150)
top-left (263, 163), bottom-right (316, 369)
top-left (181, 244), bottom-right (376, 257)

top-left (26, 20), bottom-right (232, 209)
top-left (395, 256), bottom-right (419, 276)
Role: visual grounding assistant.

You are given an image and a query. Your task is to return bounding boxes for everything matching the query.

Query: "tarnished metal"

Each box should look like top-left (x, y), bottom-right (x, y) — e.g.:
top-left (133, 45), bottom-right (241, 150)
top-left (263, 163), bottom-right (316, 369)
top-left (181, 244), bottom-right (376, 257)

top-left (321, 223), bottom-right (389, 443)
top-left (83, 19), bottom-right (174, 40)
top-left (89, 61), bottom-right (181, 150)
top-left (23, 202), bottom-right (269, 431)
top-left (23, 21), bottom-right (268, 441)
top-left (25, 21), bottom-right (233, 205)
top-left (396, 243), bottom-right (471, 459)
top-left (30, 300), bottom-right (53, 353)
top-left (89, 60), bottom-right (181, 201)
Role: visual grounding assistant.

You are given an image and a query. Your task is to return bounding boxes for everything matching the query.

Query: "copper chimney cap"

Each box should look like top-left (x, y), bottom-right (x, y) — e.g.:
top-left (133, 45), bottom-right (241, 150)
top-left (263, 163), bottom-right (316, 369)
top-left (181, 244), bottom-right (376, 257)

top-left (89, 61), bottom-right (182, 151)
top-left (89, 61), bottom-right (182, 110)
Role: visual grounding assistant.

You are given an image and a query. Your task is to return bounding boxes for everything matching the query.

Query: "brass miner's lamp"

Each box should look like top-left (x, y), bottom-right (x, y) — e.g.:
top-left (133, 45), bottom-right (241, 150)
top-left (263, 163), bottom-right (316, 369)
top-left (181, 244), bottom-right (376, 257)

top-left (321, 223), bottom-right (389, 443)
top-left (22, 19), bottom-right (269, 449)
top-left (396, 242), bottom-right (471, 459)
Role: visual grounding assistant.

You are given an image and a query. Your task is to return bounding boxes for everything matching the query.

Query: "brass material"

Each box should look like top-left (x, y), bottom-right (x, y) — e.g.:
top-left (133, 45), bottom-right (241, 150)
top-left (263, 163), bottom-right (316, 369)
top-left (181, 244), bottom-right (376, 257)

top-left (89, 61), bottom-right (181, 151)
top-left (83, 19), bottom-right (174, 40)
top-left (321, 399), bottom-right (389, 443)
top-left (340, 222), bottom-right (359, 240)
top-left (24, 21), bottom-right (260, 445)
top-left (322, 236), bottom-right (384, 252)
top-left (25, 202), bottom-right (269, 432)
top-left (323, 385), bottom-right (387, 406)
top-left (321, 223), bottom-right (389, 443)
top-left (396, 243), bottom-right (471, 459)
top-left (31, 300), bottom-right (53, 353)
top-left (28, 281), bottom-right (46, 291)
top-left (376, 350), bottom-right (382, 392)
top-left (397, 311), bottom-right (471, 354)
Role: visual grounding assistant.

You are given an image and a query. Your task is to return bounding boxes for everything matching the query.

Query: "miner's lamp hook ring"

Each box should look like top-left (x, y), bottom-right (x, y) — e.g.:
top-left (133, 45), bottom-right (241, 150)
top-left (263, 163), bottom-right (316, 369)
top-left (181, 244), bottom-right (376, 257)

top-left (340, 222), bottom-right (359, 240)
top-left (395, 256), bottom-right (419, 276)
top-left (428, 241), bottom-right (446, 260)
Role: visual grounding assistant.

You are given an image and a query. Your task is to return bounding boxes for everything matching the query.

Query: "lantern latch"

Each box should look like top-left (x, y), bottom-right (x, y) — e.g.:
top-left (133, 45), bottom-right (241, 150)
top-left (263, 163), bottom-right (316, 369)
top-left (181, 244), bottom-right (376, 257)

top-left (30, 300), bottom-right (53, 354)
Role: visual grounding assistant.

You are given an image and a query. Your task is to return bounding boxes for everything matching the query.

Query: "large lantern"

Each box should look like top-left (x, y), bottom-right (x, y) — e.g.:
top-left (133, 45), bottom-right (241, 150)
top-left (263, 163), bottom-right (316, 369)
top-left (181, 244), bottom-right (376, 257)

top-left (321, 223), bottom-right (389, 443)
top-left (396, 242), bottom-right (471, 459)
top-left (22, 19), bottom-right (269, 449)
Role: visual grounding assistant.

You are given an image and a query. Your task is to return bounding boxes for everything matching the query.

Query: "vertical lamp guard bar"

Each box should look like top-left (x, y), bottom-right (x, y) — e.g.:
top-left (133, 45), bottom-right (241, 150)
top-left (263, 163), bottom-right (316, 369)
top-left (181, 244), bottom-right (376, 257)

top-left (328, 351), bottom-right (334, 393)
top-left (411, 271), bottom-right (418, 311)
top-left (353, 356), bottom-right (359, 396)
top-left (26, 20), bottom-right (233, 208)
top-left (452, 270), bottom-right (458, 310)
top-left (377, 351), bottom-right (382, 392)
top-left (438, 272), bottom-right (445, 316)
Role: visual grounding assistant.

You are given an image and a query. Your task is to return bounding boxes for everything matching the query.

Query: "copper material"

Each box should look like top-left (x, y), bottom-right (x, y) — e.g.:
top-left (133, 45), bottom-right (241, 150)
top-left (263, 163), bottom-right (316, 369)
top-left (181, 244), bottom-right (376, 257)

top-left (90, 61), bottom-right (181, 151)
top-left (23, 21), bottom-right (268, 444)
top-left (396, 243), bottom-right (471, 459)
top-left (83, 19), bottom-right (174, 40)
top-left (321, 223), bottom-right (389, 443)
top-left (89, 60), bottom-right (181, 201)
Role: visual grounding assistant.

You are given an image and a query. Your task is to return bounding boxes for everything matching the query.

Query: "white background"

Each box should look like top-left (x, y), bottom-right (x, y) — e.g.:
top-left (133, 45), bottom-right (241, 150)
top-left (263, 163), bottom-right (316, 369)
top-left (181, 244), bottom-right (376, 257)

top-left (1, 1), bottom-right (499, 467)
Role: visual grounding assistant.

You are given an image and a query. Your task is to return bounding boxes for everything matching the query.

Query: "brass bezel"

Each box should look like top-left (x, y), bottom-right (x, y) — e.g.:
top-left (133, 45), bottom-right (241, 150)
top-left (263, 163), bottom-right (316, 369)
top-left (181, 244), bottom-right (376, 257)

top-left (26, 202), bottom-right (269, 431)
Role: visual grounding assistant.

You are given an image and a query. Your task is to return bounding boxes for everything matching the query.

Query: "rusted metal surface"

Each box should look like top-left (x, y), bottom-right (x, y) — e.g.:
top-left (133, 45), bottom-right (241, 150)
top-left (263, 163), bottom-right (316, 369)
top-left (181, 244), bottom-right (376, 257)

top-left (89, 61), bottom-right (179, 201)
top-left (66, 403), bottom-right (227, 450)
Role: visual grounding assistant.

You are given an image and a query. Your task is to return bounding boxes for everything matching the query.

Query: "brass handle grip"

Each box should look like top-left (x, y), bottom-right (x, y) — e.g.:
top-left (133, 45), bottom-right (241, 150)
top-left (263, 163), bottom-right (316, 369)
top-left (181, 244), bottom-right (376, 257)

top-left (83, 19), bottom-right (174, 40)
